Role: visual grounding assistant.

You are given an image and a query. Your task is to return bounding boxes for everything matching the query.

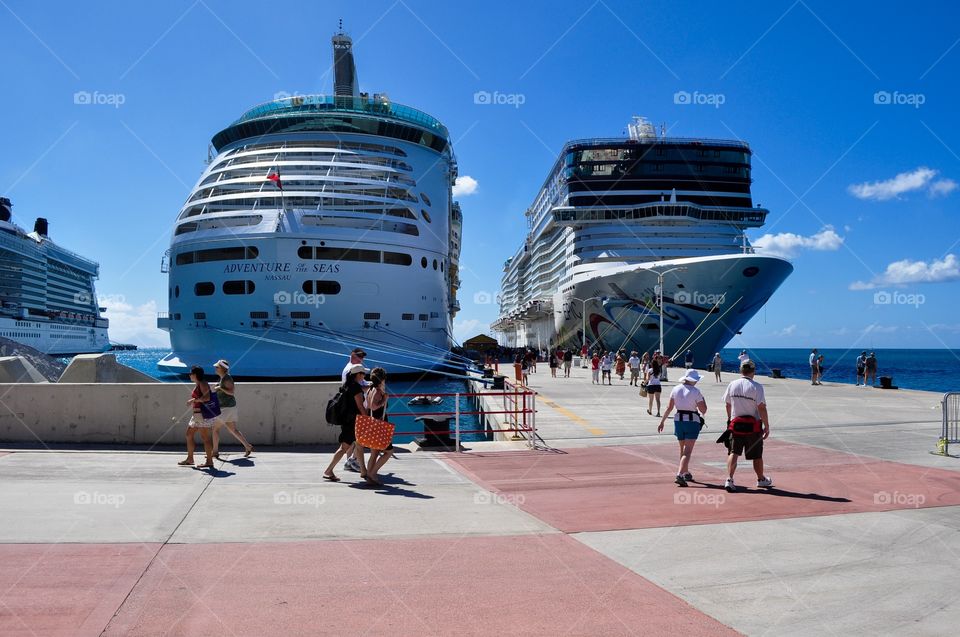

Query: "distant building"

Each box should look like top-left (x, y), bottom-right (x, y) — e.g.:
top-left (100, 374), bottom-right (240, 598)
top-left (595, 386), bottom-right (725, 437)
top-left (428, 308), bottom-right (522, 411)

top-left (463, 333), bottom-right (498, 352)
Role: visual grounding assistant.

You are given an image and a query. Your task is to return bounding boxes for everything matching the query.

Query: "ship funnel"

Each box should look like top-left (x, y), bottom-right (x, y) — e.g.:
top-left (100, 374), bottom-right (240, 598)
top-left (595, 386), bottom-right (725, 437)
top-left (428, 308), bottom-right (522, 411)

top-left (627, 116), bottom-right (656, 140)
top-left (332, 21), bottom-right (359, 98)
top-left (0, 197), bottom-right (11, 222)
top-left (34, 217), bottom-right (48, 236)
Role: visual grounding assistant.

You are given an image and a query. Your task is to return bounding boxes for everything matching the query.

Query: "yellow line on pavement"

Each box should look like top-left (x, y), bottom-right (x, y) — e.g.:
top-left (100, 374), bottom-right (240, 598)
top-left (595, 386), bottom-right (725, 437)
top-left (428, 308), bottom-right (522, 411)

top-left (537, 394), bottom-right (606, 435)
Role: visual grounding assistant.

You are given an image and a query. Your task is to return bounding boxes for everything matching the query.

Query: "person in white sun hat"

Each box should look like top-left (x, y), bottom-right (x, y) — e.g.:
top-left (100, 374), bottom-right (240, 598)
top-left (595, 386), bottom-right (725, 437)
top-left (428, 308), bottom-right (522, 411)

top-left (658, 369), bottom-right (707, 487)
top-left (212, 360), bottom-right (254, 458)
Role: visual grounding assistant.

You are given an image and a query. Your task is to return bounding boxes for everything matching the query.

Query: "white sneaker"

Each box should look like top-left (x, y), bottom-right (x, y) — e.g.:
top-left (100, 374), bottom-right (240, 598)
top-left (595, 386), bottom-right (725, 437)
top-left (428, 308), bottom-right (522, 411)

top-left (757, 476), bottom-right (773, 488)
top-left (344, 458), bottom-right (360, 472)
top-left (724, 478), bottom-right (736, 492)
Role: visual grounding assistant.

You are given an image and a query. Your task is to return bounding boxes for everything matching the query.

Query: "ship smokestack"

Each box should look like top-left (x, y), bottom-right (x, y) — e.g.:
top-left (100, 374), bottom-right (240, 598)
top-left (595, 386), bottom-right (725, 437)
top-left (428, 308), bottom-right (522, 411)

top-left (332, 20), bottom-right (359, 98)
top-left (34, 217), bottom-right (48, 237)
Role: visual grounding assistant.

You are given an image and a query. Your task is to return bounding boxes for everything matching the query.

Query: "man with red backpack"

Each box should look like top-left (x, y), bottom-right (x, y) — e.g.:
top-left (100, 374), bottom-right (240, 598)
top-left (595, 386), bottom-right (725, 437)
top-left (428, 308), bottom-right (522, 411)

top-left (721, 359), bottom-right (773, 492)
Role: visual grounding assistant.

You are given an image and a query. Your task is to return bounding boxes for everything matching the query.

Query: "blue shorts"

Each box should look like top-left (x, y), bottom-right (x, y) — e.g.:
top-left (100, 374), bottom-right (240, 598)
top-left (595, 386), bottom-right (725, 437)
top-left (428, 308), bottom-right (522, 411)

top-left (674, 420), bottom-right (701, 440)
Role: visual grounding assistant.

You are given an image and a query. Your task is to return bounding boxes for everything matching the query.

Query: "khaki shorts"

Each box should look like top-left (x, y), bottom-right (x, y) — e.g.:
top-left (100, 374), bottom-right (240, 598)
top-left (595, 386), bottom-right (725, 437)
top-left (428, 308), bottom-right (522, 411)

top-left (219, 406), bottom-right (238, 423)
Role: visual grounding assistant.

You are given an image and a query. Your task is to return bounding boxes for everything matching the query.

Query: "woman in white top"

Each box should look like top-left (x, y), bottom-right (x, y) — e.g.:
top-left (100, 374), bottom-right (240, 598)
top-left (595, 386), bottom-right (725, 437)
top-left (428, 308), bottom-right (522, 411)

top-left (657, 369), bottom-right (707, 486)
top-left (644, 356), bottom-right (663, 416)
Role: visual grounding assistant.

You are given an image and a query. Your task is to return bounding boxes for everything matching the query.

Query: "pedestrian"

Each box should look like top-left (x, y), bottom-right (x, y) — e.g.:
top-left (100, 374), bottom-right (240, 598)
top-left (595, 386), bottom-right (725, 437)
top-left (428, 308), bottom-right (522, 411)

top-left (615, 351), bottom-right (626, 380)
top-left (364, 367), bottom-right (393, 484)
top-left (526, 348), bottom-right (537, 374)
top-left (340, 348), bottom-right (368, 473)
top-left (866, 352), bottom-right (878, 387)
top-left (721, 359), bottom-right (773, 492)
top-left (737, 349), bottom-right (750, 366)
top-left (323, 364), bottom-right (377, 485)
top-left (816, 354), bottom-right (824, 384)
top-left (645, 355), bottom-right (663, 416)
top-left (684, 349), bottom-right (694, 369)
top-left (563, 348), bottom-right (574, 377)
top-left (178, 365), bottom-right (217, 469)
top-left (211, 360), bottom-right (253, 459)
top-left (712, 352), bottom-right (723, 382)
top-left (600, 351), bottom-right (613, 385)
top-left (549, 349), bottom-right (558, 377)
top-left (658, 369), bottom-right (707, 486)
top-left (521, 354), bottom-right (530, 385)
top-left (628, 350), bottom-right (641, 386)
top-left (855, 351), bottom-right (867, 386)
top-left (591, 351), bottom-right (600, 384)
top-left (580, 343), bottom-right (589, 368)
top-left (809, 348), bottom-right (819, 385)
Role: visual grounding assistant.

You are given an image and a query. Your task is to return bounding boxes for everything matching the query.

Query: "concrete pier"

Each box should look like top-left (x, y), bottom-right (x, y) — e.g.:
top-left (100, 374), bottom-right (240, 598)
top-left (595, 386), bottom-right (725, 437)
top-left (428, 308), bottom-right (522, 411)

top-left (0, 366), bottom-right (957, 636)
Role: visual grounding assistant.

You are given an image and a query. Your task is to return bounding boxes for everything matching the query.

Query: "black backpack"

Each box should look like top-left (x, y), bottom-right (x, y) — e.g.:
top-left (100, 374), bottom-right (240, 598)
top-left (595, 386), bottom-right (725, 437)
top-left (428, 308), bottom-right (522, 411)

top-left (325, 383), bottom-right (352, 426)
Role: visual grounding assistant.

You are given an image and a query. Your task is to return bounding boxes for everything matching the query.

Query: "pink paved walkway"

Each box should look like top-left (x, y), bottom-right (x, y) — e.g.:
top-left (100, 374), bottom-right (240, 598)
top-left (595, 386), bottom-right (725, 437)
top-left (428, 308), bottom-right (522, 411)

top-left (445, 441), bottom-right (960, 532)
top-left (98, 535), bottom-right (737, 636)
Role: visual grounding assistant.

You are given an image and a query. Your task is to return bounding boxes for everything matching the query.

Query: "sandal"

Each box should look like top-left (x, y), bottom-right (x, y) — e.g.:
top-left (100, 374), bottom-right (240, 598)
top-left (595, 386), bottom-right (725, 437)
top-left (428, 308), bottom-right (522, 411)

top-left (177, 459), bottom-right (194, 466)
top-left (244, 446), bottom-right (254, 458)
top-left (196, 462), bottom-right (215, 469)
top-left (322, 474), bottom-right (340, 482)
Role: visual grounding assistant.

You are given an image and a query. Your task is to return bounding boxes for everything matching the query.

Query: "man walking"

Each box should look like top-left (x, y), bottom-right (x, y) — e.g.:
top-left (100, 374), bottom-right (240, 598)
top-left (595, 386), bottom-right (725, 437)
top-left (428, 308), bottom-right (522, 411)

top-left (855, 351), bottom-right (867, 386)
top-left (809, 348), bottom-right (819, 385)
top-left (721, 359), bottom-right (773, 492)
top-left (563, 349), bottom-right (574, 377)
top-left (628, 350), bottom-right (641, 386)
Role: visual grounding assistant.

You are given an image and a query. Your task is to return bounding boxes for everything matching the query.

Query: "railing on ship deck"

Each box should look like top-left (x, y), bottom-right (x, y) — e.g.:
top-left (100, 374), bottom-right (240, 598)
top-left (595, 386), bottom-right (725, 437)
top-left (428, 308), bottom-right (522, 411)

top-left (386, 380), bottom-right (537, 451)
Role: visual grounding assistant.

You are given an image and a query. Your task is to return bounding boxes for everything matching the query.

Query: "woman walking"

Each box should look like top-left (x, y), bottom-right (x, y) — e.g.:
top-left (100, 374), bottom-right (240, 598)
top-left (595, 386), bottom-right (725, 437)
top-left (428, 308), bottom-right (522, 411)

top-left (658, 370), bottom-right (707, 486)
top-left (712, 352), bottom-right (723, 383)
top-left (323, 365), bottom-right (377, 485)
top-left (549, 349), bottom-right (558, 377)
top-left (615, 351), bottom-right (626, 381)
top-left (179, 365), bottom-right (217, 469)
top-left (211, 360), bottom-right (253, 458)
top-left (645, 355), bottom-right (663, 416)
top-left (364, 367), bottom-right (394, 484)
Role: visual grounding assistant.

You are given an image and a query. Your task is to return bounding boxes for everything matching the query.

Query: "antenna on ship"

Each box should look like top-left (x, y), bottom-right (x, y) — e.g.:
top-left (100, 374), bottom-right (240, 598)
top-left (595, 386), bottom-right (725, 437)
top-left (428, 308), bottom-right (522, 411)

top-left (332, 20), bottom-right (359, 98)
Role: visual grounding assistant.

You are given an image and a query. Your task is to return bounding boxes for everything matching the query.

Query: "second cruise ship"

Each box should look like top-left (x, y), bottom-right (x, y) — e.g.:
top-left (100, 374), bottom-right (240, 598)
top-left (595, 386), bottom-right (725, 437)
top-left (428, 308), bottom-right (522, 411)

top-left (158, 27), bottom-right (462, 377)
top-left (492, 117), bottom-right (793, 363)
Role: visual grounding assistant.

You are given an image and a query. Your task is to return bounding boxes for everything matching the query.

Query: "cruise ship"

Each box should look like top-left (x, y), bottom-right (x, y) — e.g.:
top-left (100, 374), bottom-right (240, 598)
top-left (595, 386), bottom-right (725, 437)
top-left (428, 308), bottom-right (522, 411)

top-left (492, 117), bottom-right (793, 363)
top-left (157, 27), bottom-right (462, 377)
top-left (0, 197), bottom-right (110, 355)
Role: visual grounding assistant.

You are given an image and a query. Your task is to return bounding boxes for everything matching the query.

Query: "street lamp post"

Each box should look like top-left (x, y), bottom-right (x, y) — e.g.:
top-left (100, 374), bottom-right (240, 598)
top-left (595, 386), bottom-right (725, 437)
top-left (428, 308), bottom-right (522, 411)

top-left (643, 266), bottom-right (687, 357)
top-left (572, 295), bottom-right (604, 355)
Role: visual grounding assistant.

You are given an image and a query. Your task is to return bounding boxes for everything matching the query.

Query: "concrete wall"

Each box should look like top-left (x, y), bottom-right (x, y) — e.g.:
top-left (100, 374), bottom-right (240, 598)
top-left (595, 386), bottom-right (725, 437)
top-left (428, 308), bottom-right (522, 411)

top-left (0, 382), bottom-right (343, 445)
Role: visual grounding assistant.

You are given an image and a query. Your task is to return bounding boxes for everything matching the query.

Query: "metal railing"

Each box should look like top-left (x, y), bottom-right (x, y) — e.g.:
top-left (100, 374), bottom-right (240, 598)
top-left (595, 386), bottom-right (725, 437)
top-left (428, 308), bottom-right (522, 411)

top-left (384, 383), bottom-right (537, 451)
top-left (935, 392), bottom-right (960, 456)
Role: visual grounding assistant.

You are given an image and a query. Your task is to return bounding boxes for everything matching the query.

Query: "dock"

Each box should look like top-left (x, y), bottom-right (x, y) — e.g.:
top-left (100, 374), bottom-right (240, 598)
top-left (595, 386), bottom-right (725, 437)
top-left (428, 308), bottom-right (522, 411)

top-left (1, 365), bottom-right (958, 635)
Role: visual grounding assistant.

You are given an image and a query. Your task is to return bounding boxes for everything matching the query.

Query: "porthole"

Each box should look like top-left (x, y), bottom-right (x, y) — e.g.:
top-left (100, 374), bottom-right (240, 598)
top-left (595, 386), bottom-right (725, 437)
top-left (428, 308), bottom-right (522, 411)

top-left (420, 192), bottom-right (432, 206)
top-left (432, 259), bottom-right (438, 270)
top-left (421, 209), bottom-right (432, 223)
top-left (175, 285), bottom-right (180, 298)
top-left (743, 266), bottom-right (760, 278)
top-left (421, 257), bottom-right (428, 268)
top-left (194, 282), bottom-right (215, 296)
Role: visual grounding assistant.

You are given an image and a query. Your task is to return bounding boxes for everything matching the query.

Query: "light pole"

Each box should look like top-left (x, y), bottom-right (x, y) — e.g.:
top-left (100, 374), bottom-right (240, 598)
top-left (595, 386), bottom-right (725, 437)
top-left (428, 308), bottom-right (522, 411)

top-left (641, 266), bottom-right (687, 357)
top-left (572, 295), bottom-right (604, 355)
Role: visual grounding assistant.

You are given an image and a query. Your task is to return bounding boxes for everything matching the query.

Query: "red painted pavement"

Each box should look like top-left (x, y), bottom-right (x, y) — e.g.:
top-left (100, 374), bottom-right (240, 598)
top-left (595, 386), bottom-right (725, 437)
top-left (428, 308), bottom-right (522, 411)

top-left (445, 441), bottom-right (960, 533)
top-left (0, 543), bottom-right (160, 637)
top-left (103, 535), bottom-right (738, 636)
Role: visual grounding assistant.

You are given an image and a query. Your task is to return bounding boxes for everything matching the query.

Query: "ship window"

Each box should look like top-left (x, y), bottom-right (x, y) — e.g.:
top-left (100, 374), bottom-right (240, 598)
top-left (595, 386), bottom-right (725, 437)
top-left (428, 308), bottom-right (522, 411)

top-left (302, 280), bottom-right (313, 294)
top-left (402, 313), bottom-right (414, 320)
top-left (743, 266), bottom-right (759, 278)
top-left (421, 257), bottom-right (428, 268)
top-left (383, 252), bottom-right (412, 266)
top-left (223, 280), bottom-right (255, 295)
top-left (194, 282), bottom-right (215, 296)
top-left (291, 311), bottom-right (310, 319)
top-left (440, 261), bottom-right (444, 272)
top-left (298, 246), bottom-right (313, 259)
top-left (175, 222), bottom-right (199, 236)
top-left (421, 209), bottom-right (432, 223)
top-left (364, 312), bottom-right (381, 320)
top-left (250, 311), bottom-right (269, 319)
top-left (315, 281), bottom-right (341, 295)
top-left (432, 259), bottom-right (438, 270)
top-left (420, 192), bottom-right (431, 206)
top-left (176, 246), bottom-right (259, 265)
top-left (418, 313), bottom-right (428, 321)
top-left (314, 247), bottom-right (380, 263)
top-left (174, 313), bottom-right (181, 320)
top-left (175, 285), bottom-right (180, 298)
top-left (194, 312), bottom-right (206, 320)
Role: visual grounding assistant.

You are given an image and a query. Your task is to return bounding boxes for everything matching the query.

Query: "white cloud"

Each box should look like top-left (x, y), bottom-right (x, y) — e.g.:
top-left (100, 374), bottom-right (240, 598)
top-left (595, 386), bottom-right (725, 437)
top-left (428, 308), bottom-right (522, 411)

top-left (774, 324), bottom-right (797, 337)
top-left (753, 226), bottom-right (844, 258)
top-left (452, 317), bottom-right (485, 344)
top-left (929, 178), bottom-right (958, 197)
top-left (850, 254), bottom-right (960, 289)
top-left (452, 175), bottom-right (478, 197)
top-left (99, 295), bottom-right (169, 347)
top-left (848, 167), bottom-right (956, 200)
top-left (862, 323), bottom-right (898, 335)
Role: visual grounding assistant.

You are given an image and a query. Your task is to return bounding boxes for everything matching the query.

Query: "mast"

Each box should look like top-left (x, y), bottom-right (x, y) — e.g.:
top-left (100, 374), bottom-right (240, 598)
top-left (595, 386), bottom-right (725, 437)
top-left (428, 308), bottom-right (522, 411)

top-left (332, 20), bottom-right (359, 98)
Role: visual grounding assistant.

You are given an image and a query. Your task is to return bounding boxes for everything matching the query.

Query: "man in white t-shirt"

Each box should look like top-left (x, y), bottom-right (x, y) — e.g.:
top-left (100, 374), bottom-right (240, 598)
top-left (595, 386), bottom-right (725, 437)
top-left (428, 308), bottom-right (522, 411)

top-left (628, 351), bottom-right (641, 386)
top-left (737, 350), bottom-right (750, 366)
top-left (340, 348), bottom-right (368, 472)
top-left (721, 359), bottom-right (772, 492)
top-left (809, 348), bottom-right (819, 385)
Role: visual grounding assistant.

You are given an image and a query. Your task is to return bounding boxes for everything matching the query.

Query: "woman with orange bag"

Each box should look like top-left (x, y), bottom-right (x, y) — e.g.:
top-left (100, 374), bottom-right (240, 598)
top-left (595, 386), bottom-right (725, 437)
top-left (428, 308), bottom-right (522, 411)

top-left (364, 367), bottom-right (394, 484)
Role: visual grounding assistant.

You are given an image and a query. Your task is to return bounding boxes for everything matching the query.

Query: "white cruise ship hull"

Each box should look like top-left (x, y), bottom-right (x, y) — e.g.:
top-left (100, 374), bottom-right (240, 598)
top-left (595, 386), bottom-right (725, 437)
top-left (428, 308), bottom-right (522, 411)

top-left (501, 253), bottom-right (792, 364)
top-left (0, 317), bottom-right (110, 356)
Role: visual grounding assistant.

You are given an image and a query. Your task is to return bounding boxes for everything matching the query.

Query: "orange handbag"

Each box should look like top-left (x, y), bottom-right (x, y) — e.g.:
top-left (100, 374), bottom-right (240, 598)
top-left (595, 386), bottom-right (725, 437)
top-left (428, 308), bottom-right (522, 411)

top-left (355, 414), bottom-right (395, 450)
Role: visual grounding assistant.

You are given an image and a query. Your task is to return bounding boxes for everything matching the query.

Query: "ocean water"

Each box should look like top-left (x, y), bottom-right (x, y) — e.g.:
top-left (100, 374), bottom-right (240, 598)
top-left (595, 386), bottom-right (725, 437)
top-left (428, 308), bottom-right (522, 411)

top-left (716, 348), bottom-right (958, 393)
top-left (111, 348), bottom-right (486, 442)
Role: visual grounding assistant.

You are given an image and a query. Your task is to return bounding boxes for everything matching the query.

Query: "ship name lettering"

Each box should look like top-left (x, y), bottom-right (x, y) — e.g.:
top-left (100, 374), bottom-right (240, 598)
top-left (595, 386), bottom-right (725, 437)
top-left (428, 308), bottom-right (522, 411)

top-left (312, 263), bottom-right (341, 273)
top-left (223, 262), bottom-right (291, 273)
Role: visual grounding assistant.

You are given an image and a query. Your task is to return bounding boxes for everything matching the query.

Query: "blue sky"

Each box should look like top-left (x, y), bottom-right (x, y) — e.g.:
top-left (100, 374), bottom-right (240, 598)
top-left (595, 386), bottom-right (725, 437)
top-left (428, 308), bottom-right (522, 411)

top-left (2, 0), bottom-right (958, 349)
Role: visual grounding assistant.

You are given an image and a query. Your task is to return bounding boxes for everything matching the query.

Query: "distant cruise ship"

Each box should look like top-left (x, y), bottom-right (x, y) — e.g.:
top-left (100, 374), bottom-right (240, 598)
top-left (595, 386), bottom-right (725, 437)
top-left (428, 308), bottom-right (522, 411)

top-left (492, 117), bottom-right (793, 363)
top-left (0, 197), bottom-right (110, 355)
top-left (158, 26), bottom-right (461, 377)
